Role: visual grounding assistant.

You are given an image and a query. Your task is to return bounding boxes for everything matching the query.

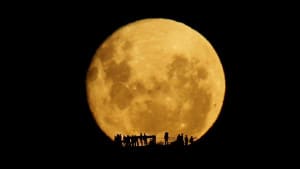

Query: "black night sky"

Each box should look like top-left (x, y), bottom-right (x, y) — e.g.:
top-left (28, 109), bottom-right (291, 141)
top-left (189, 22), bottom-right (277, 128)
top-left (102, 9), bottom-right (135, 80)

top-left (18, 6), bottom-right (295, 165)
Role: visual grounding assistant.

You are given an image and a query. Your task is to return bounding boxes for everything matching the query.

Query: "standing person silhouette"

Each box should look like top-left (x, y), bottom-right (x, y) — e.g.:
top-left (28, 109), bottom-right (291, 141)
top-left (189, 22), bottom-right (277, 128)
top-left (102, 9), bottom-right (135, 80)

top-left (180, 133), bottom-right (184, 147)
top-left (143, 133), bottom-right (147, 146)
top-left (164, 132), bottom-right (169, 145)
top-left (184, 135), bottom-right (188, 146)
top-left (189, 136), bottom-right (194, 145)
top-left (139, 133), bottom-right (143, 146)
top-left (176, 134), bottom-right (181, 146)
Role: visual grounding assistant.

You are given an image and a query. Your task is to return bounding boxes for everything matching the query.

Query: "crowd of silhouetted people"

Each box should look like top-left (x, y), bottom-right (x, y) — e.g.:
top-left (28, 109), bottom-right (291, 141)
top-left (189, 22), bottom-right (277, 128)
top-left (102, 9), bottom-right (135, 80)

top-left (114, 133), bottom-right (156, 148)
top-left (173, 133), bottom-right (194, 147)
top-left (114, 132), bottom-right (194, 148)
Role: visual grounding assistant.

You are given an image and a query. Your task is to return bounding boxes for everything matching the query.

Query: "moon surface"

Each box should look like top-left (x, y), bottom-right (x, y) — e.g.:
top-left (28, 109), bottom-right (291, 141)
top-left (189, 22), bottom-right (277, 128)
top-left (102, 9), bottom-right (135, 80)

top-left (86, 18), bottom-right (225, 143)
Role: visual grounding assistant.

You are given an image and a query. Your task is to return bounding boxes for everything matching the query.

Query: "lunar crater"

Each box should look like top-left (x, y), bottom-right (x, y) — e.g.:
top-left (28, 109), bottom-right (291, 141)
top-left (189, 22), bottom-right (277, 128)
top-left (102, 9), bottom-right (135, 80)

top-left (87, 67), bottom-right (98, 82)
top-left (97, 44), bottom-right (115, 62)
top-left (104, 60), bottom-right (131, 83)
top-left (110, 82), bottom-right (133, 110)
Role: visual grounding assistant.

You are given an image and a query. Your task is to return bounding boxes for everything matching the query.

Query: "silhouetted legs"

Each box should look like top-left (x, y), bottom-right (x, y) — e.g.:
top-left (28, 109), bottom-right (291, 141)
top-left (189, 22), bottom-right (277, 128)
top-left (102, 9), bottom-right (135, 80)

top-left (184, 135), bottom-right (188, 146)
top-left (164, 132), bottom-right (169, 145)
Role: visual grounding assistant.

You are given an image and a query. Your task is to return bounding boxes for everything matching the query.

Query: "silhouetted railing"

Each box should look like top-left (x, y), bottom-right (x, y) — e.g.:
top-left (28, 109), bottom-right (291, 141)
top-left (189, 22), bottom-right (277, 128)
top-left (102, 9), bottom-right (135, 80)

top-left (114, 132), bottom-right (195, 148)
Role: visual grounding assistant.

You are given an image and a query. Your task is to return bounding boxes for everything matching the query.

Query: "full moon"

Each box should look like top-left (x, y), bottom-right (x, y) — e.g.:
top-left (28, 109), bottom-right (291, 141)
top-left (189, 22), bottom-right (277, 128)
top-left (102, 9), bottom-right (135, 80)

top-left (86, 18), bottom-right (225, 143)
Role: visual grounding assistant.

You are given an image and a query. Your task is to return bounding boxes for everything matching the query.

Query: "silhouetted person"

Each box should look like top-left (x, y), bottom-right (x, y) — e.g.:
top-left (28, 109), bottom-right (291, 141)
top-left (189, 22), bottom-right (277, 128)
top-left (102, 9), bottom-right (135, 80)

top-left (189, 136), bottom-right (194, 145)
top-left (114, 134), bottom-right (117, 143)
top-left (135, 135), bottom-right (139, 147)
top-left (180, 133), bottom-right (184, 147)
top-left (184, 135), bottom-right (188, 146)
top-left (176, 134), bottom-right (181, 145)
top-left (133, 135), bottom-right (137, 147)
top-left (131, 135), bottom-right (135, 147)
top-left (150, 135), bottom-right (156, 145)
top-left (143, 133), bottom-right (147, 146)
top-left (125, 135), bottom-right (131, 147)
top-left (136, 135), bottom-right (139, 146)
top-left (139, 133), bottom-right (143, 146)
top-left (164, 132), bottom-right (169, 145)
top-left (114, 134), bottom-right (122, 147)
top-left (122, 135), bottom-right (126, 147)
top-left (175, 133), bottom-right (184, 149)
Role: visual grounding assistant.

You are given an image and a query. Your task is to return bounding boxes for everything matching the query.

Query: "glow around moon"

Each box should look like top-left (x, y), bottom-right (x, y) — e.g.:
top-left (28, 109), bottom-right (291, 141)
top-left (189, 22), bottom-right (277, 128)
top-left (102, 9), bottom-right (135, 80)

top-left (86, 18), bottom-right (225, 143)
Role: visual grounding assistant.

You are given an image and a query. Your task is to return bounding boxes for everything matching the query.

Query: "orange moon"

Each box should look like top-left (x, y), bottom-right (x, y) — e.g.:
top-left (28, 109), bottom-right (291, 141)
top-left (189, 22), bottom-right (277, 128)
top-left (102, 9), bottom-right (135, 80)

top-left (86, 18), bottom-right (225, 143)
